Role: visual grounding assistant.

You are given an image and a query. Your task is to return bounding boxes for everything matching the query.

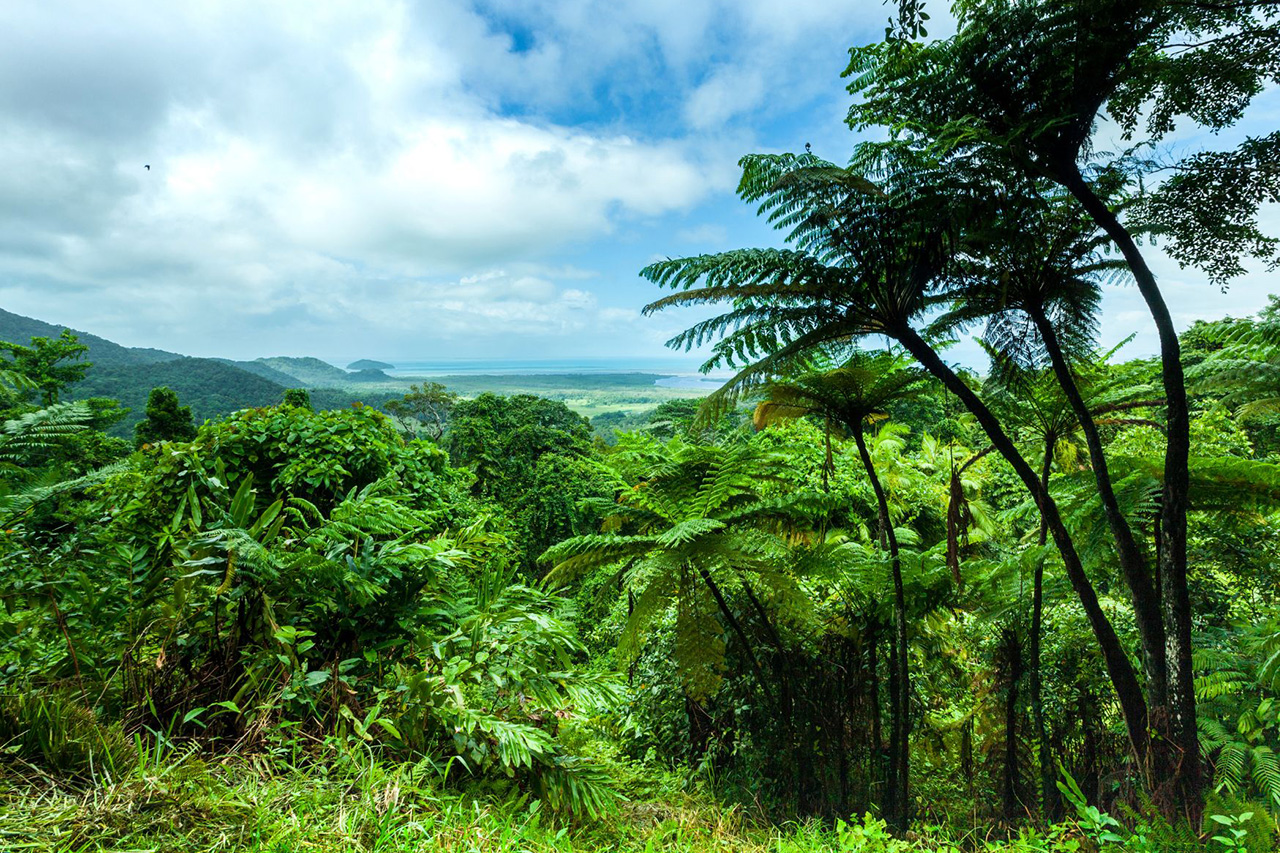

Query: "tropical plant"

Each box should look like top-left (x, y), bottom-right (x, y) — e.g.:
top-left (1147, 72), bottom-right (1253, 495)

top-left (134, 386), bottom-right (197, 448)
top-left (543, 436), bottom-right (817, 706)
top-left (753, 349), bottom-right (929, 829)
top-left (847, 2), bottom-right (1280, 815)
top-left (640, 144), bottom-right (1152, 792)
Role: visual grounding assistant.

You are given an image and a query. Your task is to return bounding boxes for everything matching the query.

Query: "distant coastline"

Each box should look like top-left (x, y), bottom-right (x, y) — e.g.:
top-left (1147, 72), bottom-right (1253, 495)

top-left (364, 357), bottom-right (731, 379)
top-left (321, 358), bottom-right (732, 391)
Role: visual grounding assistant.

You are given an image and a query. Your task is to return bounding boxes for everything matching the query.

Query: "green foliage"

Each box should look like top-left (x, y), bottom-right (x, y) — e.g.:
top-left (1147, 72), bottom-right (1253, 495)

top-left (384, 381), bottom-right (457, 440)
top-left (3, 81), bottom-right (1280, 839)
top-left (134, 386), bottom-right (197, 448)
top-left (282, 387), bottom-right (313, 410)
top-left (0, 329), bottom-right (90, 406)
top-left (449, 393), bottom-right (612, 571)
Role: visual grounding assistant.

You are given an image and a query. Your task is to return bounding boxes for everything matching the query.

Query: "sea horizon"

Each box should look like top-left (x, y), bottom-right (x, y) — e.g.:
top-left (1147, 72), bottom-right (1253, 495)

top-left (332, 356), bottom-right (732, 378)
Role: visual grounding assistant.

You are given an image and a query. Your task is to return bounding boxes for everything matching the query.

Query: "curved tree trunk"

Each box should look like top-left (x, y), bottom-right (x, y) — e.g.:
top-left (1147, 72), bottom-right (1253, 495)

top-left (853, 427), bottom-right (910, 832)
top-left (1029, 308), bottom-right (1168, 709)
top-left (694, 563), bottom-right (775, 706)
top-left (1055, 167), bottom-right (1201, 820)
top-left (894, 325), bottom-right (1150, 762)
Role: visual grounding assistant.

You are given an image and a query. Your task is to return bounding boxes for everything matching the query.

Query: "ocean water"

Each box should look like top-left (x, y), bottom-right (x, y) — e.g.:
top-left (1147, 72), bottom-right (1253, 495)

top-left (379, 357), bottom-right (724, 377)
top-left (325, 357), bottom-right (733, 391)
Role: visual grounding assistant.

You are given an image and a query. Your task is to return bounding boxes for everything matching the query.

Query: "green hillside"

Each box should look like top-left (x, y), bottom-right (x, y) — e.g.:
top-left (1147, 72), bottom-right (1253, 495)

top-left (256, 355), bottom-right (351, 386)
top-left (0, 307), bottom-right (181, 368)
top-left (68, 357), bottom-right (291, 435)
top-left (214, 357), bottom-right (309, 386)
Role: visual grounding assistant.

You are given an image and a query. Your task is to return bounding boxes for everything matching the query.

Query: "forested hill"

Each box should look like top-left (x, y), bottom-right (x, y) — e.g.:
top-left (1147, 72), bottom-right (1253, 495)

top-left (69, 358), bottom-right (289, 435)
top-left (0, 308), bottom-right (372, 436)
top-left (0, 307), bottom-right (183, 368)
top-left (212, 357), bottom-right (306, 386)
top-left (256, 355), bottom-right (352, 385)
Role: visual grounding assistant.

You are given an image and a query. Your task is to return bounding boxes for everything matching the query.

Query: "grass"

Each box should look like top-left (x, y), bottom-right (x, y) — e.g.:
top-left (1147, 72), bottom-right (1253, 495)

top-left (4, 748), bottom-right (1248, 852)
top-left (0, 750), bottom-right (792, 853)
top-left (0, 695), bottom-right (1220, 853)
top-left (9, 746), bottom-right (1205, 853)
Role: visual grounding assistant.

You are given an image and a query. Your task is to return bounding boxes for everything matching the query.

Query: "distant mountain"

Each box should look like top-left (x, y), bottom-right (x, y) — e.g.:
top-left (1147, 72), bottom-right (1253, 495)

top-left (213, 358), bottom-right (308, 387)
top-left (0, 307), bottom-right (182, 368)
top-left (0, 308), bottom-right (373, 437)
top-left (256, 356), bottom-right (351, 386)
top-left (347, 359), bottom-right (395, 370)
top-left (70, 357), bottom-right (290, 436)
top-left (346, 368), bottom-right (392, 382)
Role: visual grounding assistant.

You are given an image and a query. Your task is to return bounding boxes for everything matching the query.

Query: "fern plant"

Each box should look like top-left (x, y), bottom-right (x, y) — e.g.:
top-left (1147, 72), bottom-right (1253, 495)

top-left (542, 435), bottom-right (822, 705)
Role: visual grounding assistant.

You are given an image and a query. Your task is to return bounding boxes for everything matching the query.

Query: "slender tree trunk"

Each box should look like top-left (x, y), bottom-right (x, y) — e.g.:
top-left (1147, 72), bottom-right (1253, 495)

top-left (695, 564), bottom-right (775, 705)
top-left (823, 415), bottom-right (833, 491)
top-left (894, 325), bottom-right (1150, 761)
top-left (840, 636), bottom-right (851, 813)
top-left (886, 628), bottom-right (902, 825)
top-left (742, 580), bottom-right (800, 807)
top-left (1056, 167), bottom-right (1201, 820)
top-left (868, 617), bottom-right (884, 802)
top-left (1031, 438), bottom-right (1059, 820)
top-left (1029, 308), bottom-right (1168, 708)
top-left (1002, 628), bottom-right (1024, 821)
top-left (853, 427), bottom-right (910, 831)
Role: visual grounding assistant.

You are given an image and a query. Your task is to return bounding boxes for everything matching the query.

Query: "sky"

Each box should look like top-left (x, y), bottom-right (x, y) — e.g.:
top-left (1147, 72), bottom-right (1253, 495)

top-left (0, 0), bottom-right (1275, 367)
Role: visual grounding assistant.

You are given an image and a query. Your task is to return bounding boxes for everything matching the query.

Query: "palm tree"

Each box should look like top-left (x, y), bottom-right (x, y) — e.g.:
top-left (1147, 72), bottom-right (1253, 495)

top-left (641, 146), bottom-right (1152, 779)
top-left (753, 349), bottom-right (927, 828)
top-left (939, 178), bottom-right (1220, 806)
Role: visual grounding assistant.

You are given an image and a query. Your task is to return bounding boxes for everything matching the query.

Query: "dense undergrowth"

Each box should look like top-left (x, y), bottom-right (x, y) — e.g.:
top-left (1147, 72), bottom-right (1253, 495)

top-left (4, 736), bottom-right (1256, 853)
top-left (6, 3), bottom-right (1280, 848)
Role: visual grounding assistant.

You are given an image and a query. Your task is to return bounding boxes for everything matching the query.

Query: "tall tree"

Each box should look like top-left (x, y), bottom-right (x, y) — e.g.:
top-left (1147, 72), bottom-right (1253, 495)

top-left (850, 1), bottom-right (1280, 815)
top-left (134, 386), bottom-right (197, 448)
top-left (384, 382), bottom-right (457, 440)
top-left (753, 350), bottom-right (928, 830)
top-left (641, 147), bottom-right (1150, 823)
top-left (0, 330), bottom-right (90, 406)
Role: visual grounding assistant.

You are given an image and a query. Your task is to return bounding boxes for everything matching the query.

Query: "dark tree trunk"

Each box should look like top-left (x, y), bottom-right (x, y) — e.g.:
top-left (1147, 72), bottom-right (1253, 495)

top-left (1002, 628), bottom-right (1024, 821)
top-left (868, 617), bottom-right (884, 799)
top-left (1030, 438), bottom-right (1059, 820)
top-left (894, 325), bottom-right (1150, 762)
top-left (1029, 308), bottom-right (1168, 707)
top-left (1055, 167), bottom-right (1201, 821)
top-left (741, 581), bottom-right (799, 806)
top-left (853, 427), bottom-right (910, 832)
top-left (695, 564), bottom-right (774, 705)
top-left (886, 628), bottom-right (902, 825)
top-left (686, 695), bottom-right (712, 757)
top-left (840, 635), bottom-right (851, 813)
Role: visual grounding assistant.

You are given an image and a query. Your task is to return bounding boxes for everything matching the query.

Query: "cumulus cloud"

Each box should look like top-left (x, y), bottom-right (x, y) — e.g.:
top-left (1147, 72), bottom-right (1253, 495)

top-left (0, 0), bottom-right (897, 359)
top-left (5, 0), bottom-right (1263, 368)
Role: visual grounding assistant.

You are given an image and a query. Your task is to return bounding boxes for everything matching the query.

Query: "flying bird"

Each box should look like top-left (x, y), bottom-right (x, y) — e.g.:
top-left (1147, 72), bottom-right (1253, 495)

top-left (804, 142), bottom-right (811, 153)
top-left (144, 165), bottom-right (150, 170)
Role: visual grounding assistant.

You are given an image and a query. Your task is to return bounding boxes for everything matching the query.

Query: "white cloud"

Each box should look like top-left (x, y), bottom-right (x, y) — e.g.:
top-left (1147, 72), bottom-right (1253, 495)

top-left (1, 0), bottom-right (805, 358)
top-left (3, 0), bottom-right (1263, 370)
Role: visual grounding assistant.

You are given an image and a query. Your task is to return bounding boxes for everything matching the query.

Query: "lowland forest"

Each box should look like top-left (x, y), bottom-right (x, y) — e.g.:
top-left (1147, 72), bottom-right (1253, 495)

top-left (4, 3), bottom-right (1280, 852)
